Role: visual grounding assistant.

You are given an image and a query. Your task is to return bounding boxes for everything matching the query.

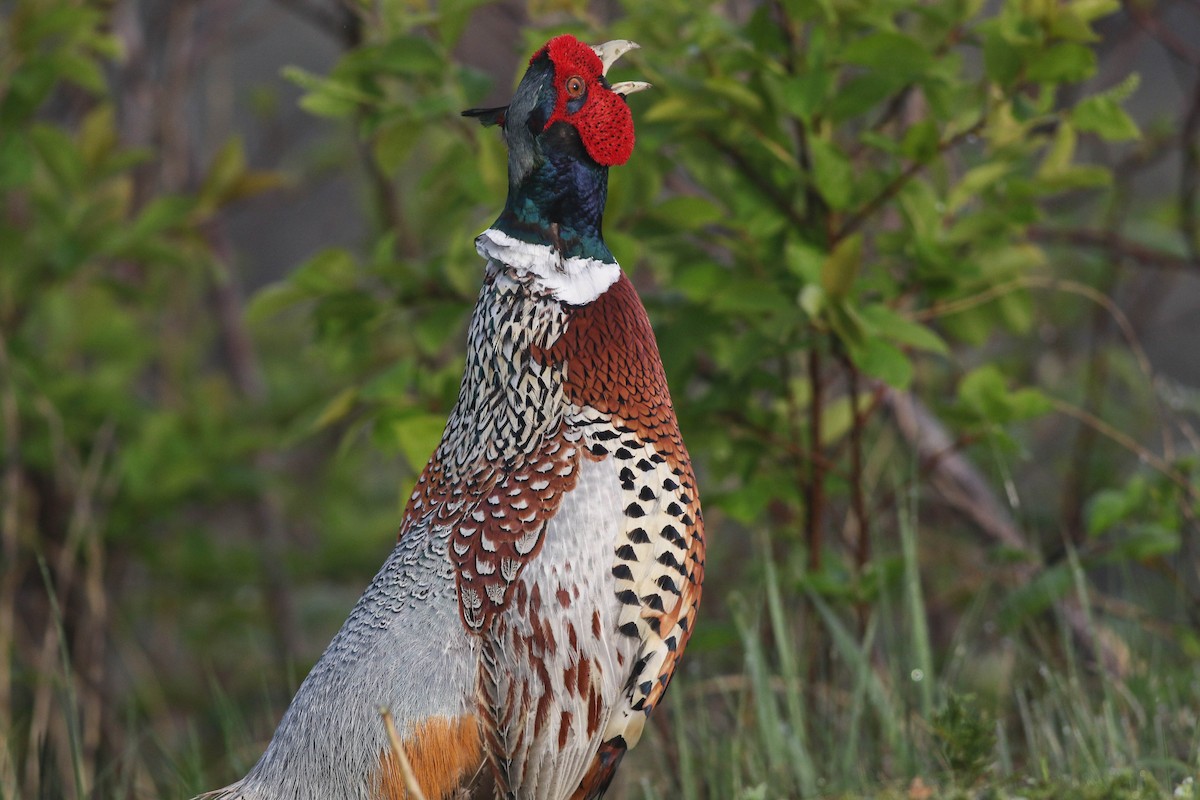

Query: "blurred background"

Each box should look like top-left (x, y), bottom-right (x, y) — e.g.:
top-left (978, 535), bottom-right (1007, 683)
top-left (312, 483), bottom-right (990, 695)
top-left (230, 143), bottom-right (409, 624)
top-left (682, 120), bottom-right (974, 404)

top-left (2, 0), bottom-right (1199, 797)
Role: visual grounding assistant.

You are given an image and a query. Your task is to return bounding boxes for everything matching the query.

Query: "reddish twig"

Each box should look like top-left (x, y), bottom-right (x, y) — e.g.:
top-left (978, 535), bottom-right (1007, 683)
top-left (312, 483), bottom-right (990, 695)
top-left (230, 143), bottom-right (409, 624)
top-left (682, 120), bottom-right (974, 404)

top-left (1124, 0), bottom-right (1200, 66)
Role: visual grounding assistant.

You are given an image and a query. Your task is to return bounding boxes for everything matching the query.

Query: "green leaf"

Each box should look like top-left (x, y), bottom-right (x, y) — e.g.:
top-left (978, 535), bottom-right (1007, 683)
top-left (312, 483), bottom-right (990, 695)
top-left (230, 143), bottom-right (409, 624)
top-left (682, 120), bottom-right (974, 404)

top-left (785, 239), bottom-right (825, 283)
top-left (958, 364), bottom-right (1010, 419)
top-left (225, 169), bottom-right (289, 203)
top-left (900, 120), bottom-right (940, 161)
top-left (1037, 164), bottom-right (1111, 191)
top-left (413, 303), bottom-right (469, 355)
top-left (1112, 524), bottom-right (1181, 560)
top-left (373, 122), bottom-right (421, 174)
top-left (381, 411), bottom-right (446, 470)
top-left (1048, 8), bottom-right (1101, 42)
top-left (298, 90), bottom-right (359, 119)
top-left (1086, 489), bottom-right (1132, 536)
top-left (993, 290), bottom-right (1032, 334)
top-left (809, 136), bottom-right (854, 211)
top-left (1101, 72), bottom-right (1140, 104)
top-left (799, 284), bottom-right (825, 318)
top-left (643, 96), bottom-right (723, 124)
top-left (292, 248), bottom-right (357, 294)
top-left (653, 196), bottom-right (724, 230)
top-left (718, 474), bottom-right (784, 525)
top-left (28, 123), bottom-right (84, 189)
top-left (1037, 121), bottom-right (1077, 179)
top-left (842, 32), bottom-right (933, 82)
top-left (312, 387), bottom-right (359, 431)
top-left (781, 71), bottom-right (832, 122)
top-left (1026, 42), bottom-right (1096, 83)
top-left (282, 66), bottom-right (373, 119)
top-left (1072, 95), bottom-right (1139, 141)
top-left (18, 6), bottom-right (99, 47)
top-left (709, 279), bottom-right (795, 315)
top-left (198, 138), bottom-right (247, 210)
top-left (981, 26), bottom-right (1022, 86)
top-left (828, 72), bottom-right (901, 121)
top-left (703, 78), bottom-right (765, 113)
top-left (849, 336), bottom-right (913, 389)
top-left (820, 395), bottom-right (859, 445)
top-left (999, 564), bottom-right (1073, 629)
top-left (360, 362), bottom-right (416, 402)
top-left (898, 176), bottom-right (943, 243)
top-left (52, 51), bottom-right (105, 94)
top-left (1071, 0), bottom-right (1121, 21)
top-left (821, 235), bottom-right (862, 299)
top-left (978, 243), bottom-right (1047, 278)
top-left (0, 131), bottom-right (34, 189)
top-left (78, 104), bottom-right (118, 170)
top-left (371, 36), bottom-right (444, 76)
top-left (860, 304), bottom-right (949, 356)
top-left (948, 162), bottom-right (1011, 212)
top-left (247, 282), bottom-right (309, 323)
top-left (958, 365), bottom-right (1051, 422)
top-left (1005, 387), bottom-right (1052, 419)
top-left (1086, 478), bottom-right (1146, 535)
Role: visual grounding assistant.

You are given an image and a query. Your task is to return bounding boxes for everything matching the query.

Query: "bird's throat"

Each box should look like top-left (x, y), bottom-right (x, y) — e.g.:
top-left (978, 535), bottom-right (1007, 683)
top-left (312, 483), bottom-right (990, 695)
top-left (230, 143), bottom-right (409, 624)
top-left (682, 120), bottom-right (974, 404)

top-left (494, 123), bottom-right (615, 264)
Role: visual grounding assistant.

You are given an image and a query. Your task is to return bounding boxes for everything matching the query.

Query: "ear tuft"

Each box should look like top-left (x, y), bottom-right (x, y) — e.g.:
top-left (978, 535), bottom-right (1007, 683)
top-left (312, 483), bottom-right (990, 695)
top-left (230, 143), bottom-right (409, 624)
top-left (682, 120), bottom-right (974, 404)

top-left (462, 105), bottom-right (508, 128)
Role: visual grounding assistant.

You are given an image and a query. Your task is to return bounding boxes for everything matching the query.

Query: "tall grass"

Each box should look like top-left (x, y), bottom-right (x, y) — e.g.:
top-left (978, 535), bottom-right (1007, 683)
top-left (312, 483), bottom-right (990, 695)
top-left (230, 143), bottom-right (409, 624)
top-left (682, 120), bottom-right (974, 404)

top-left (12, 500), bottom-right (1199, 800)
top-left (628, 517), bottom-right (1200, 800)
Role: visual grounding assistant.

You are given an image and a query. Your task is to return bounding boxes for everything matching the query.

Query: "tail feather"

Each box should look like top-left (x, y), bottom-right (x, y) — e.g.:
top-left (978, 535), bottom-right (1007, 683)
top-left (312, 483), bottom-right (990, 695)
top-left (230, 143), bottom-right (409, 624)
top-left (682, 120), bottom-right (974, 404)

top-left (568, 737), bottom-right (627, 800)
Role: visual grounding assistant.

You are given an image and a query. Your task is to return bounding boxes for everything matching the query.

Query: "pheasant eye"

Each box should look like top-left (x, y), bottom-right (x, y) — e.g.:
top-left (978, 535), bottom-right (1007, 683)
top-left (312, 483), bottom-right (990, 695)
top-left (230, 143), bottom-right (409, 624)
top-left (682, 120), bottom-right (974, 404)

top-left (565, 75), bottom-right (585, 98)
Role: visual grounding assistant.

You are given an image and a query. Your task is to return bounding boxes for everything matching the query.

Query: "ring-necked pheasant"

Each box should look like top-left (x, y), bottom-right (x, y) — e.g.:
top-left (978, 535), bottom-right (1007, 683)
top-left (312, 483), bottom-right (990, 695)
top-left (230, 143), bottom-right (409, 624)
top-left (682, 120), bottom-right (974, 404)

top-left (205, 34), bottom-right (704, 800)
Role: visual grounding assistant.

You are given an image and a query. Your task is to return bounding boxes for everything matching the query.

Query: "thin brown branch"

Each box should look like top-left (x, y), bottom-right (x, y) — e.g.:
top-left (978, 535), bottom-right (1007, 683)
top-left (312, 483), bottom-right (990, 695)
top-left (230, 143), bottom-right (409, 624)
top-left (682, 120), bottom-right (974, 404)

top-left (846, 86), bottom-right (915, 163)
top-left (1112, 125), bottom-right (1178, 183)
top-left (768, 0), bottom-right (801, 75)
top-left (916, 273), bottom-right (1182, 468)
top-left (886, 390), bottom-right (1035, 559)
top-left (1060, 299), bottom-right (1114, 544)
top-left (845, 358), bottom-right (870, 572)
top-left (1027, 225), bottom-right (1199, 272)
top-left (793, 115), bottom-right (828, 234)
top-left (361, 137), bottom-right (411, 254)
top-left (1124, 0), bottom-right (1200, 66)
top-left (912, 276), bottom-right (1157, 392)
top-left (823, 381), bottom-right (889, 467)
top-left (719, 412), bottom-right (853, 485)
top-left (834, 120), bottom-right (985, 242)
top-left (780, 352), bottom-right (811, 560)
top-left (806, 347), bottom-right (825, 571)
top-left (1180, 75), bottom-right (1200, 263)
top-left (885, 390), bottom-right (1137, 674)
top-left (702, 132), bottom-right (810, 233)
top-left (1048, 397), bottom-right (1197, 500)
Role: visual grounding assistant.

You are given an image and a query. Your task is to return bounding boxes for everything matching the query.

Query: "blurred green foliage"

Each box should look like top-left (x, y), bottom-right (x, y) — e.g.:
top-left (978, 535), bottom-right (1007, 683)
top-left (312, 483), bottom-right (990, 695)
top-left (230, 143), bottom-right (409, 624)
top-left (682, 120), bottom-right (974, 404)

top-left (2, 0), bottom-right (1198, 797)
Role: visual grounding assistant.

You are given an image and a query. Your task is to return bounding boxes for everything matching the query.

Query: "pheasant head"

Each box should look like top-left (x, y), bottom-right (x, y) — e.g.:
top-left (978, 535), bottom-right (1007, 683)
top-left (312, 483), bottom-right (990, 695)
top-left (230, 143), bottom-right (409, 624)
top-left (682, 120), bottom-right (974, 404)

top-left (464, 35), bottom-right (650, 263)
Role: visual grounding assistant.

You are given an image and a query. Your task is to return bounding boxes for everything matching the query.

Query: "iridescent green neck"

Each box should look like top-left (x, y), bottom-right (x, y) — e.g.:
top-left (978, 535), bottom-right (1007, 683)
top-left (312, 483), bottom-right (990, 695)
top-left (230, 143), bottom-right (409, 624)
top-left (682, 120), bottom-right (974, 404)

top-left (494, 122), bottom-right (615, 264)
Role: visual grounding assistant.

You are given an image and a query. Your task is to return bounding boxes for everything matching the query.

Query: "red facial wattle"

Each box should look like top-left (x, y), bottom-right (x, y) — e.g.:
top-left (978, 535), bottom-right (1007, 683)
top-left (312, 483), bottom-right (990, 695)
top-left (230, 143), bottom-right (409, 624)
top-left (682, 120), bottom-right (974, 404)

top-left (537, 34), bottom-right (636, 167)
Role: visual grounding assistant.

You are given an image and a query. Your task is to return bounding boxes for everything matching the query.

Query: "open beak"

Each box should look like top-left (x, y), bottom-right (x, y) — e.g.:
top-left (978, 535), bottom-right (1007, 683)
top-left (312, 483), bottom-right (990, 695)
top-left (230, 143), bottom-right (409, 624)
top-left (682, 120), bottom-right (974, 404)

top-left (591, 39), bottom-right (653, 97)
